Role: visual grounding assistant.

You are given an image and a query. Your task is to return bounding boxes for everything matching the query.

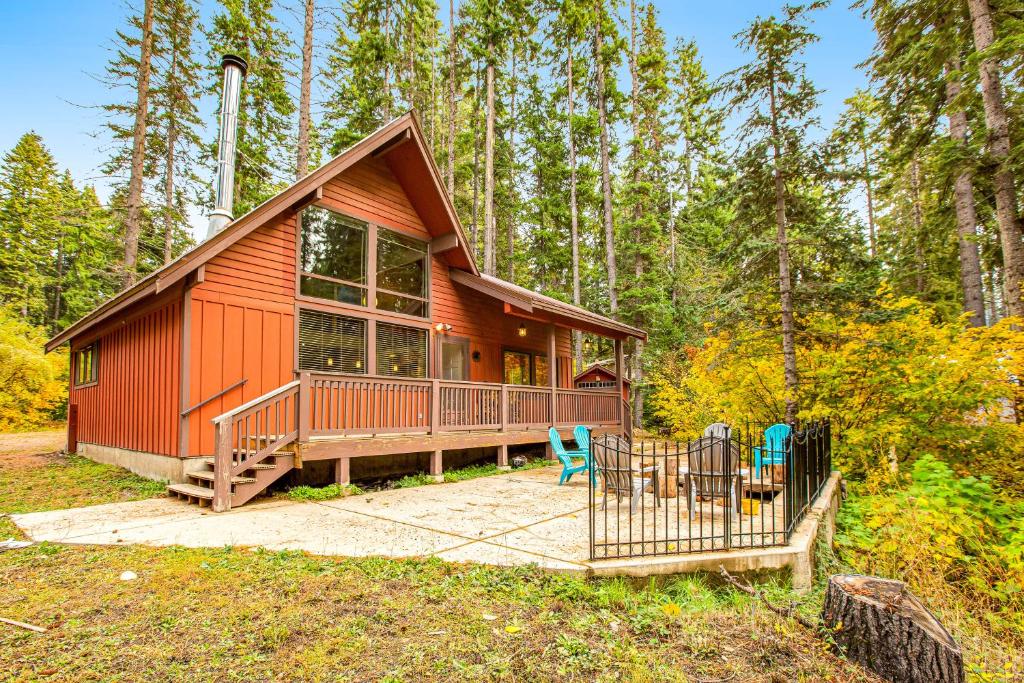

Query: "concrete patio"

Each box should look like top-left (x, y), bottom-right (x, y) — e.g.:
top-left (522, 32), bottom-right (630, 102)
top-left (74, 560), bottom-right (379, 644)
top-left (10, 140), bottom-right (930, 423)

top-left (10, 465), bottom-right (841, 585)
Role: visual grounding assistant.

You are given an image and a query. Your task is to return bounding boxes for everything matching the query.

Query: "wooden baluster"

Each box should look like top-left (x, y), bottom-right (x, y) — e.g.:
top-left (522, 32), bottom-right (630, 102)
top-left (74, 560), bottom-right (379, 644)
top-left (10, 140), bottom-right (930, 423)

top-left (501, 385), bottom-right (508, 432)
top-left (298, 372), bottom-right (310, 442)
top-left (431, 379), bottom-right (440, 434)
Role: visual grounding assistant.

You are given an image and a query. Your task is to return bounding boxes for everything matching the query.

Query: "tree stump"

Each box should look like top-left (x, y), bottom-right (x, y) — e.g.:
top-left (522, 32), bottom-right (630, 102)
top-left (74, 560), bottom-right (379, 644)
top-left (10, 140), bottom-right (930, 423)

top-left (822, 575), bottom-right (964, 683)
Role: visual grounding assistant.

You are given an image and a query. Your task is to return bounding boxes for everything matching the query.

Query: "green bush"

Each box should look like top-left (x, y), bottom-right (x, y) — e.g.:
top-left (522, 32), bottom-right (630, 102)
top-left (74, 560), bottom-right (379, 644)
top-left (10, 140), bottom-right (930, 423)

top-left (286, 483), bottom-right (363, 501)
top-left (835, 455), bottom-right (1024, 642)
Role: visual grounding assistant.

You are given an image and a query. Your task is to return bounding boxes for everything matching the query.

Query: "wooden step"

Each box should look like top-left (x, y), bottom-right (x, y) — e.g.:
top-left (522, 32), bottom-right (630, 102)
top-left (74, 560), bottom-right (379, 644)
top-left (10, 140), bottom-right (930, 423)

top-left (188, 471), bottom-right (257, 485)
top-left (195, 457), bottom-right (278, 470)
top-left (168, 483), bottom-right (218, 499)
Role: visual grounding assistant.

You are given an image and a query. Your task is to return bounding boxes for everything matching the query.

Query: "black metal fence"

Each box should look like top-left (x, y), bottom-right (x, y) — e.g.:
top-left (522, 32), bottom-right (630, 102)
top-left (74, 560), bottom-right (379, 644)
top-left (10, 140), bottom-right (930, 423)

top-left (588, 420), bottom-right (832, 561)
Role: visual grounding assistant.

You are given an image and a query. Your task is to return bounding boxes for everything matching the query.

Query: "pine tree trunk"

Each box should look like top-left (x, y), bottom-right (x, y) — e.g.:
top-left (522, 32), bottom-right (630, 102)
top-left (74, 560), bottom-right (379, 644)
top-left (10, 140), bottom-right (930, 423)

top-left (483, 42), bottom-right (496, 276)
top-left (446, 0), bottom-right (456, 197)
top-left (861, 141), bottom-right (876, 259)
top-left (567, 47), bottom-right (583, 372)
top-left (822, 575), bottom-right (964, 683)
top-left (123, 0), bottom-right (155, 286)
top-left (383, 3), bottom-right (393, 121)
top-left (506, 47), bottom-right (518, 281)
top-left (945, 60), bottom-right (986, 326)
top-left (594, 10), bottom-right (617, 314)
top-left (967, 0), bottom-right (1024, 317)
top-left (296, 0), bottom-right (314, 179)
top-left (910, 156), bottom-right (926, 294)
top-left (627, 0), bottom-right (642, 428)
top-left (769, 72), bottom-right (798, 423)
top-left (163, 116), bottom-right (176, 265)
top-left (986, 269), bottom-right (998, 324)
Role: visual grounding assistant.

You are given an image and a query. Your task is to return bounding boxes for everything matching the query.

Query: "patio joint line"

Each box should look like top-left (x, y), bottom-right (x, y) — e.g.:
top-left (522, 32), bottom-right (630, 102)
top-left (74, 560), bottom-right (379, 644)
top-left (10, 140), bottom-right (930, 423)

top-left (311, 498), bottom-right (590, 561)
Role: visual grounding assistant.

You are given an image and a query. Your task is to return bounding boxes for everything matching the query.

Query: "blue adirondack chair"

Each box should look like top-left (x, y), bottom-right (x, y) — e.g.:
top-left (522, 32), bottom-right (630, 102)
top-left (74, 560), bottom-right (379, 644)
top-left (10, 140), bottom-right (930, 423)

top-left (550, 427), bottom-right (589, 485)
top-left (752, 423), bottom-right (792, 475)
top-left (573, 425), bottom-right (598, 487)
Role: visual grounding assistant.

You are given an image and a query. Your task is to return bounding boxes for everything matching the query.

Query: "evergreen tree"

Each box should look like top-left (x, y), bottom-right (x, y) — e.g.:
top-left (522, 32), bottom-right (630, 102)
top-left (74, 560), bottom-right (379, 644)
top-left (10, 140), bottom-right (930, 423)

top-left (100, 0), bottom-right (156, 286)
top-left (728, 3), bottom-right (825, 422)
top-left (207, 0), bottom-right (297, 213)
top-left (150, 0), bottom-right (203, 266)
top-left (0, 133), bottom-right (61, 324)
top-left (620, 2), bottom-right (674, 424)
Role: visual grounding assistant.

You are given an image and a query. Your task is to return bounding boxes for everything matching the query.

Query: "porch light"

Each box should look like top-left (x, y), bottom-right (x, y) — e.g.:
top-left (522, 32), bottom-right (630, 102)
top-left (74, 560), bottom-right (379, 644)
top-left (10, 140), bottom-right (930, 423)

top-left (518, 323), bottom-right (527, 337)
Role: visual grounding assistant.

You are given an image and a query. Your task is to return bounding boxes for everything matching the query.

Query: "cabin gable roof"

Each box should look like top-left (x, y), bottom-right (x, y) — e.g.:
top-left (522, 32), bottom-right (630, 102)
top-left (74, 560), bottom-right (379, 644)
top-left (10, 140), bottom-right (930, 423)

top-left (46, 112), bottom-right (476, 352)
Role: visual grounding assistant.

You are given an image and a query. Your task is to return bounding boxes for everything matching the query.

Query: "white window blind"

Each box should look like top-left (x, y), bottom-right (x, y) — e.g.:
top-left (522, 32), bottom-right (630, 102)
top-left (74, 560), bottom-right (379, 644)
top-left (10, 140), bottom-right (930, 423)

top-left (376, 322), bottom-right (427, 378)
top-left (299, 309), bottom-right (367, 373)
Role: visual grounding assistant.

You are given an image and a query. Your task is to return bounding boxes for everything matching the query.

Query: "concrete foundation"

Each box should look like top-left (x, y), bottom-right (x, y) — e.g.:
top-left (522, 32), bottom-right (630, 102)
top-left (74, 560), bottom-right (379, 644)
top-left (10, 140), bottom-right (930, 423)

top-left (78, 443), bottom-right (184, 483)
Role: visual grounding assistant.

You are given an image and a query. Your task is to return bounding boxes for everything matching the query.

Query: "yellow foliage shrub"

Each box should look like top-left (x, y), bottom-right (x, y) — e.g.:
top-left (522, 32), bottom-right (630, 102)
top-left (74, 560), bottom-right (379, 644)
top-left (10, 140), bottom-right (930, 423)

top-left (649, 289), bottom-right (1024, 484)
top-left (0, 308), bottom-right (66, 432)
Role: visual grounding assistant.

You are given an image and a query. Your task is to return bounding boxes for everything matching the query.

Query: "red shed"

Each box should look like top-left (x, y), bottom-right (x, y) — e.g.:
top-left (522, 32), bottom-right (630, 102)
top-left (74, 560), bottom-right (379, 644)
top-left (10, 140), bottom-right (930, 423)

top-left (573, 363), bottom-right (631, 402)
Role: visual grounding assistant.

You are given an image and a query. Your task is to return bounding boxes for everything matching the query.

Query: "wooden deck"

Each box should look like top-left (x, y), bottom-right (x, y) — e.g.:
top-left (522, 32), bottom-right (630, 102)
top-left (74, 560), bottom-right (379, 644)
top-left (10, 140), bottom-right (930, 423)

top-left (182, 371), bottom-right (628, 511)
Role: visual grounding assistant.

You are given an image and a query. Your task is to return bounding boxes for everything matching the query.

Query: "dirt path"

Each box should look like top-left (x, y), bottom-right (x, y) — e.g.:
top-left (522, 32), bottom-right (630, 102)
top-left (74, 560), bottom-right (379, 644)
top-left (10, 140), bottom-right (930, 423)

top-left (0, 430), bottom-right (66, 469)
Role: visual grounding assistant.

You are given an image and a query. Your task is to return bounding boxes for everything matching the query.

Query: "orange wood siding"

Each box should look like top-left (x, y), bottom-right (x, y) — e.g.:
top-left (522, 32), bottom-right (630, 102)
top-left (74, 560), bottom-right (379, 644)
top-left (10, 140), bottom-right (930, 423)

top-left (320, 157), bottom-right (431, 240)
top-left (186, 215), bottom-right (297, 456)
top-left (430, 258), bottom-right (572, 386)
top-left (69, 297), bottom-right (182, 456)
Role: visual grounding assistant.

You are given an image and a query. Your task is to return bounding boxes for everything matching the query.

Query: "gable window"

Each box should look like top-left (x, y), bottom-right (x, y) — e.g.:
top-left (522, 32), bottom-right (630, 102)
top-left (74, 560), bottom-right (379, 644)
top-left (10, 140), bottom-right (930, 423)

top-left (299, 207), bottom-right (368, 306)
top-left (298, 206), bottom-right (429, 319)
top-left (377, 322), bottom-right (427, 378)
top-left (298, 309), bottom-right (367, 374)
top-left (376, 228), bottom-right (428, 317)
top-left (74, 343), bottom-right (98, 386)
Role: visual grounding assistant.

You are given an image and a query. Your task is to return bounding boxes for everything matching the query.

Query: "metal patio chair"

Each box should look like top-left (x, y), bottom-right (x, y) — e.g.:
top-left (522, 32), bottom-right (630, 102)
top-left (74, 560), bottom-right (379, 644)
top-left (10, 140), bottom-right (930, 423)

top-left (592, 434), bottom-right (659, 513)
top-left (685, 435), bottom-right (743, 520)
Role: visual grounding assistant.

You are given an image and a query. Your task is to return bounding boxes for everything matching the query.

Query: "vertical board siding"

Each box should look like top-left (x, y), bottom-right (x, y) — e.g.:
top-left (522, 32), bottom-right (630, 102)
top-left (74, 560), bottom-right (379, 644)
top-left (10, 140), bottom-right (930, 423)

top-left (187, 213), bottom-right (296, 456)
top-left (69, 299), bottom-right (182, 456)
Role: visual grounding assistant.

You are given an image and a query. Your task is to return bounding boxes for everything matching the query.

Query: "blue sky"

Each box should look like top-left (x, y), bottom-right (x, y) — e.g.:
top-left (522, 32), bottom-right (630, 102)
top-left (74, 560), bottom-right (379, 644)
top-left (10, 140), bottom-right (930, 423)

top-left (0, 1), bottom-right (874, 239)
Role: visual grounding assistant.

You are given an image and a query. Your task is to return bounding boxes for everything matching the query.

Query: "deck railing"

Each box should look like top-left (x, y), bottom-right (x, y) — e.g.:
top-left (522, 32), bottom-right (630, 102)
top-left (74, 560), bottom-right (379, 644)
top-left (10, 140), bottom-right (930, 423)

top-left (303, 372), bottom-right (623, 437)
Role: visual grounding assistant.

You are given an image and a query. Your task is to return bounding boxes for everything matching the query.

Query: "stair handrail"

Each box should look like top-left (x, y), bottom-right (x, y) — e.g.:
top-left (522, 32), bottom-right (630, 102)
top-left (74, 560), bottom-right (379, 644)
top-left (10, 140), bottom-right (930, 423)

top-left (211, 379), bottom-right (302, 513)
top-left (211, 379), bottom-right (300, 425)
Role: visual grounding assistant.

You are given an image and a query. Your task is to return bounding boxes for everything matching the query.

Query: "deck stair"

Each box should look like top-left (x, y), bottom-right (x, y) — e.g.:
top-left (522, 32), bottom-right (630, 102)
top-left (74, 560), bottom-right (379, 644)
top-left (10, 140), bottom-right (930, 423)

top-left (168, 451), bottom-right (295, 508)
top-left (168, 379), bottom-right (302, 511)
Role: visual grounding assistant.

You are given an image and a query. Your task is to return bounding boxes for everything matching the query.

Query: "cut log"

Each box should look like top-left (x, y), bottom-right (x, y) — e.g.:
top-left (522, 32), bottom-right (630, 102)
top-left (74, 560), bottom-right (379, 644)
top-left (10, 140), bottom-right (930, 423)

top-left (822, 575), bottom-right (964, 683)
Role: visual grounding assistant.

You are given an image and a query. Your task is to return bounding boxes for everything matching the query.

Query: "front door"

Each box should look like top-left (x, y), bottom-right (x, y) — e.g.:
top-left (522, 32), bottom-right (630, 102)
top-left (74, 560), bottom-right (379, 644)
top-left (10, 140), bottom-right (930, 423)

top-left (439, 337), bottom-right (469, 381)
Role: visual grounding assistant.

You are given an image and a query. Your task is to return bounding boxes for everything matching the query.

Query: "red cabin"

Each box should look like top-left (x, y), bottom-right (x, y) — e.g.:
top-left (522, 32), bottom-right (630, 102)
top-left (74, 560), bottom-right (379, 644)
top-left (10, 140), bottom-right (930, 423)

top-left (47, 113), bottom-right (645, 511)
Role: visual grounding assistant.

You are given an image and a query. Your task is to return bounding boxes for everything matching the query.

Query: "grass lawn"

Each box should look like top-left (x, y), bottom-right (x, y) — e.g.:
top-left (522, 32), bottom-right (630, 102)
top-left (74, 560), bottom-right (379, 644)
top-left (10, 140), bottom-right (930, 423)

top-left (0, 432), bottom-right (875, 682)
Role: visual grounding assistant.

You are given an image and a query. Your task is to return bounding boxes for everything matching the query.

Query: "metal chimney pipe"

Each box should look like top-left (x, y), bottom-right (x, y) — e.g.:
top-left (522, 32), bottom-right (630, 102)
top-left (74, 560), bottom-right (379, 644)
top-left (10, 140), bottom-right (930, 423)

top-left (207, 54), bottom-right (248, 238)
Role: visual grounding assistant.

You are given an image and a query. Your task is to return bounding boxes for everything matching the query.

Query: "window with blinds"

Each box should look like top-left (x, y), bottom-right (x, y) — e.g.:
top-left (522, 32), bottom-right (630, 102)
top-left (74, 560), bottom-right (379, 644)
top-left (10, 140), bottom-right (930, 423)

top-left (376, 322), bottom-right (427, 378)
top-left (298, 309), bottom-right (367, 373)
